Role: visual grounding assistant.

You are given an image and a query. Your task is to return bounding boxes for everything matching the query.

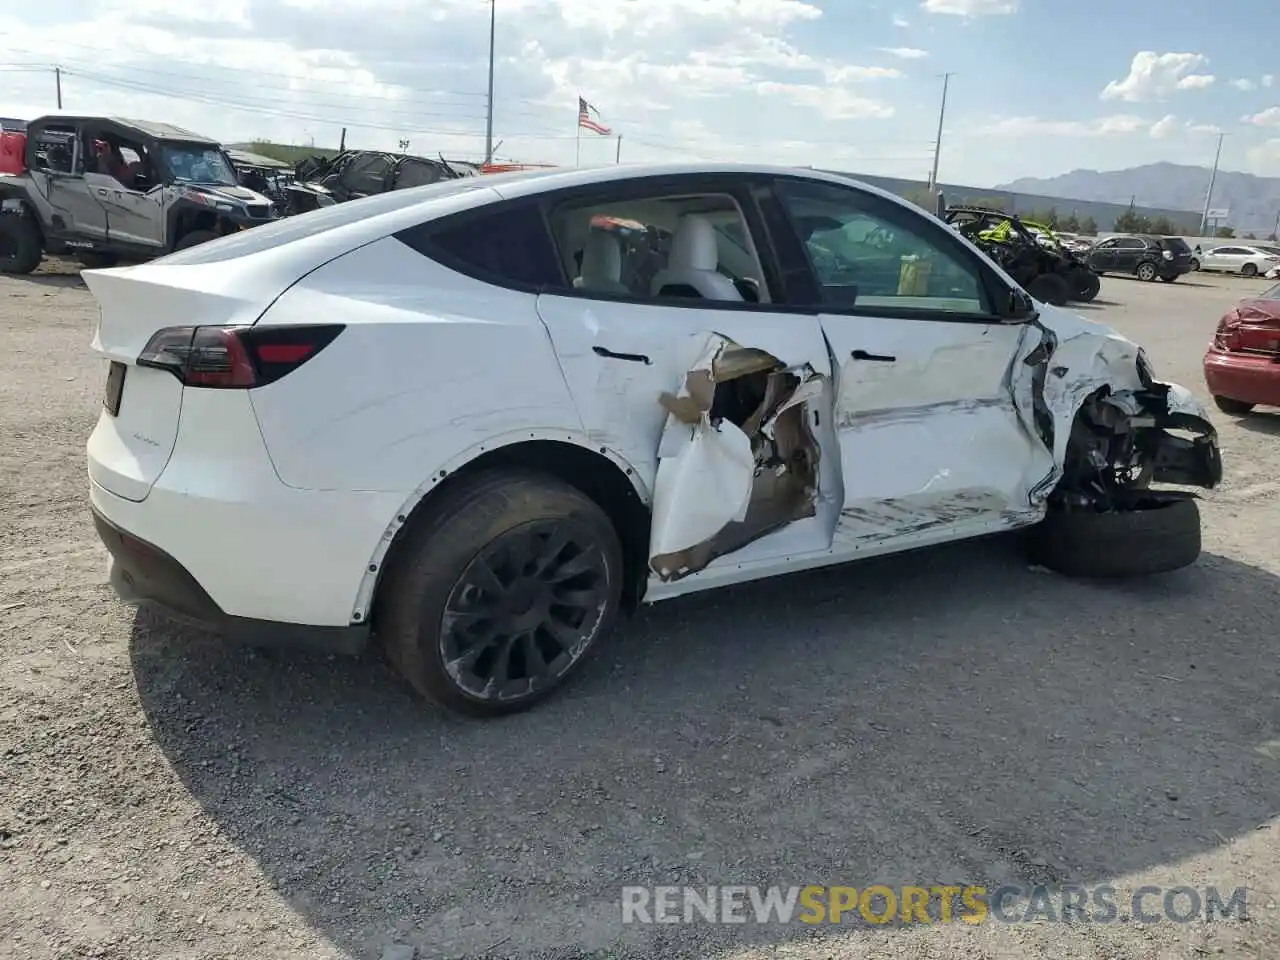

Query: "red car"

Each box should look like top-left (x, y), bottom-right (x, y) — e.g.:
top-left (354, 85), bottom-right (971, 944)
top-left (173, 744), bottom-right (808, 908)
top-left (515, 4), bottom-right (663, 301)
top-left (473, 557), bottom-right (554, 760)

top-left (1204, 281), bottom-right (1280, 415)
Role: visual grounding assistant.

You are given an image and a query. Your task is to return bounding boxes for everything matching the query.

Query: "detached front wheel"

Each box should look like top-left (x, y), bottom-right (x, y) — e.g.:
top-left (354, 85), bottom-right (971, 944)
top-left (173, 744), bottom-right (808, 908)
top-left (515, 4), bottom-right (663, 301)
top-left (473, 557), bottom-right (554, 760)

top-left (1026, 493), bottom-right (1201, 578)
top-left (376, 470), bottom-right (623, 717)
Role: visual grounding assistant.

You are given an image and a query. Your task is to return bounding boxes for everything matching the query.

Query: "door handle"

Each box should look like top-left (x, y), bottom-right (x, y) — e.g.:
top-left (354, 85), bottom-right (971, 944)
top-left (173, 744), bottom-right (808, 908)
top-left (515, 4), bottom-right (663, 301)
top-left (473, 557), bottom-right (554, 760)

top-left (592, 345), bottom-right (652, 365)
top-left (850, 349), bottom-right (896, 362)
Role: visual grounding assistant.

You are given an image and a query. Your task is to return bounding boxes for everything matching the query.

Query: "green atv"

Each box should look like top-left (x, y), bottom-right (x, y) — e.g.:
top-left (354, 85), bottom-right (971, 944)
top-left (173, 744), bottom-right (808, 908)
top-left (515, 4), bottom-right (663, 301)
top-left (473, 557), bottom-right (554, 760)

top-left (943, 205), bottom-right (1101, 306)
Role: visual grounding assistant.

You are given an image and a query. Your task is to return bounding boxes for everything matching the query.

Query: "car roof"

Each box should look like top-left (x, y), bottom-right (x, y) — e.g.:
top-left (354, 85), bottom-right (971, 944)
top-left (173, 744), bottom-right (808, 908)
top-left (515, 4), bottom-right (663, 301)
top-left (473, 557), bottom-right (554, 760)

top-left (29, 114), bottom-right (219, 144)
top-left (152, 161), bottom-right (922, 272)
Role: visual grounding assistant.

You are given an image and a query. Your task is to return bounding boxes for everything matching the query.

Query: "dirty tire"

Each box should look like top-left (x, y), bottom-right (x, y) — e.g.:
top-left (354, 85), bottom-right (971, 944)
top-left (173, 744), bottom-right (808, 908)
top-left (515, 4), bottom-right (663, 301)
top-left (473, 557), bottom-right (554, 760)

top-left (0, 213), bottom-right (43, 274)
top-left (1135, 261), bottom-right (1158, 282)
top-left (376, 469), bottom-right (623, 718)
top-left (1158, 275), bottom-right (1179, 283)
top-left (1242, 262), bottom-right (1259, 278)
top-left (1067, 267), bottom-right (1101, 302)
top-left (173, 229), bottom-right (218, 251)
top-left (1213, 395), bottom-right (1255, 415)
top-left (1025, 272), bottom-right (1070, 306)
top-left (1027, 494), bottom-right (1201, 578)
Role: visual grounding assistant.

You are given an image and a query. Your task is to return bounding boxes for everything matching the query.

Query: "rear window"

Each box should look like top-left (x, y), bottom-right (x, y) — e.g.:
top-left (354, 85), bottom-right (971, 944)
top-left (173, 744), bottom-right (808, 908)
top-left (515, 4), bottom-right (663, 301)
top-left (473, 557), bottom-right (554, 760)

top-left (397, 201), bottom-right (565, 290)
top-left (1159, 237), bottom-right (1192, 254)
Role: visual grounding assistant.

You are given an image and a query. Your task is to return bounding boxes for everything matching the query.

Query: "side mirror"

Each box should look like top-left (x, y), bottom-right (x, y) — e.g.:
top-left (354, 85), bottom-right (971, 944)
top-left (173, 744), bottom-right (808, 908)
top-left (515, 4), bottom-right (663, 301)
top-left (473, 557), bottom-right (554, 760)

top-left (1007, 287), bottom-right (1036, 319)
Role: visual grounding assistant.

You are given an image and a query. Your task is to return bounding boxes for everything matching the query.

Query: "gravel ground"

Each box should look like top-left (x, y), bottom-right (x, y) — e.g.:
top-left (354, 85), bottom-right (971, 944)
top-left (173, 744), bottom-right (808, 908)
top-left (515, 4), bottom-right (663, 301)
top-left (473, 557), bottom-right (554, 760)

top-left (1, 261), bottom-right (1279, 960)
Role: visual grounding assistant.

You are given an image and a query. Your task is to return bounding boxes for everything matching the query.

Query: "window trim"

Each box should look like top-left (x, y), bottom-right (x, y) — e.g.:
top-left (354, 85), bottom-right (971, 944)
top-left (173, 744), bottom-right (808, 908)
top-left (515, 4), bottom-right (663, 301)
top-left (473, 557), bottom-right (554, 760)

top-left (534, 171), bottom-right (811, 313)
top-left (766, 174), bottom-right (1013, 325)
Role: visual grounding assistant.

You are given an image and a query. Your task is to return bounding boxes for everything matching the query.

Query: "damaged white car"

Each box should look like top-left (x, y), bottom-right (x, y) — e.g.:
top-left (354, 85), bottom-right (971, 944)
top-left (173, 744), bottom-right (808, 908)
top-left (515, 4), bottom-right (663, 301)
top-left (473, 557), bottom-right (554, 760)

top-left (84, 163), bottom-right (1222, 716)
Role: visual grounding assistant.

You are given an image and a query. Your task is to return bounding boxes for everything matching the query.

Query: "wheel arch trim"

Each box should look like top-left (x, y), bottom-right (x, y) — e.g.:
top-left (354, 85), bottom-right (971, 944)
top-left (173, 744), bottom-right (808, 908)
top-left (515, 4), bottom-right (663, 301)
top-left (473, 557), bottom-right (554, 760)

top-left (349, 428), bottom-right (653, 624)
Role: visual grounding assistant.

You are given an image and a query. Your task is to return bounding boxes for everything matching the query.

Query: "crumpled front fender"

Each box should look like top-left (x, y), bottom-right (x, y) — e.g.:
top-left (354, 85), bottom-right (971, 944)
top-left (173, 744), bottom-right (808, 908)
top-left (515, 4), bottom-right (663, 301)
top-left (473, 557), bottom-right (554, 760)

top-left (1017, 305), bottom-right (1223, 502)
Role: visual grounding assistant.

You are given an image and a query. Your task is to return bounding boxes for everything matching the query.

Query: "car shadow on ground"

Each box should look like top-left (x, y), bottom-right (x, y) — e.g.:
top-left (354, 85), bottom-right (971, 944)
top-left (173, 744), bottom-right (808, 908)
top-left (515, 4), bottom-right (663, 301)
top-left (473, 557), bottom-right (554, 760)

top-left (1236, 411), bottom-right (1280, 436)
top-left (129, 537), bottom-right (1280, 959)
top-left (9, 273), bottom-right (86, 289)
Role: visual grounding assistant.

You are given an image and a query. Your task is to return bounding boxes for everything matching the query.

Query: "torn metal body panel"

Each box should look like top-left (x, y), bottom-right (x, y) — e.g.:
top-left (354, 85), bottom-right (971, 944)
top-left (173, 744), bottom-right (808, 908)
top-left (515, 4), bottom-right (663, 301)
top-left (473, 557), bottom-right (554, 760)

top-left (1019, 305), bottom-right (1221, 507)
top-left (649, 334), bottom-right (825, 581)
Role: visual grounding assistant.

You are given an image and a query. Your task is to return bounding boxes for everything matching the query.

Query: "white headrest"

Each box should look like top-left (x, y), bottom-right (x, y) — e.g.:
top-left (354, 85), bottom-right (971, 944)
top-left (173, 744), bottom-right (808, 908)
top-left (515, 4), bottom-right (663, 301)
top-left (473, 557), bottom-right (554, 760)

top-left (669, 216), bottom-right (719, 273)
top-left (579, 230), bottom-right (623, 286)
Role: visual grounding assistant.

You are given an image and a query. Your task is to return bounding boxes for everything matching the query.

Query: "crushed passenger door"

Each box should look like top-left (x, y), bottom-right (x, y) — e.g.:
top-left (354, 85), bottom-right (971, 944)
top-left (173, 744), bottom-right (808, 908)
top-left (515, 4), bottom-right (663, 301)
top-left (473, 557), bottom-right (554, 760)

top-left (648, 333), bottom-right (836, 582)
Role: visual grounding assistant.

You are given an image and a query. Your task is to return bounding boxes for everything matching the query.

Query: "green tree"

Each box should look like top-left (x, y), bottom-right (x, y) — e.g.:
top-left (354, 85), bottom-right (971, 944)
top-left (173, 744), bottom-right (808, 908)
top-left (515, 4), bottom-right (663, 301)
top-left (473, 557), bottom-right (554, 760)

top-left (1114, 211), bottom-right (1152, 233)
top-left (1059, 213), bottom-right (1080, 233)
top-left (1149, 216), bottom-right (1177, 235)
top-left (1079, 216), bottom-right (1098, 236)
top-left (1214, 226), bottom-right (1236, 238)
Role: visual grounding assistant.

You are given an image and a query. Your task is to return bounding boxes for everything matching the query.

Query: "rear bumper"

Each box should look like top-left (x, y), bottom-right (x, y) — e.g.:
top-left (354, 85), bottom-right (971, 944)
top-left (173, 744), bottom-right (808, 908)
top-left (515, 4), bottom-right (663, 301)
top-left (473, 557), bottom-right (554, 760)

top-left (1204, 350), bottom-right (1280, 407)
top-left (93, 506), bottom-right (369, 654)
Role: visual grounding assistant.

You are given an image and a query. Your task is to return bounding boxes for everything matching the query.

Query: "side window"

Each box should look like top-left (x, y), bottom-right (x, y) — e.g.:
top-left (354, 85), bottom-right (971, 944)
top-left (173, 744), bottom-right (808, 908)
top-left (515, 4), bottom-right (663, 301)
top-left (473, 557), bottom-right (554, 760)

top-left (395, 201), bottom-right (565, 290)
top-left (32, 126), bottom-right (80, 174)
top-left (775, 178), bottom-right (989, 315)
top-left (1096, 238), bottom-right (1118, 249)
top-left (545, 189), bottom-right (769, 304)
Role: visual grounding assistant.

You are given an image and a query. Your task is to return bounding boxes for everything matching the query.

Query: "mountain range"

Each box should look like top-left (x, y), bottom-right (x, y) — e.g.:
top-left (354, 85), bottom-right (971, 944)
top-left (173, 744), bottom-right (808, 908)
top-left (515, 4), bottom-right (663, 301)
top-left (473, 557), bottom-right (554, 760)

top-left (997, 163), bottom-right (1280, 235)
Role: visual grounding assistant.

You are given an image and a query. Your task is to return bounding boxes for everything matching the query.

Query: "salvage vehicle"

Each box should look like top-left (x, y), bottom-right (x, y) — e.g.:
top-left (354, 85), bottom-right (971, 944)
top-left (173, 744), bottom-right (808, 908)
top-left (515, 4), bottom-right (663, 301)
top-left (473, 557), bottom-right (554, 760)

top-left (1203, 279), bottom-right (1280, 415)
top-left (1087, 234), bottom-right (1194, 283)
top-left (284, 149), bottom-right (471, 215)
top-left (83, 163), bottom-right (1223, 717)
top-left (944, 205), bottom-right (1099, 305)
top-left (0, 115), bottom-right (277, 273)
top-left (1020, 217), bottom-right (1102, 301)
top-left (1192, 243), bottom-right (1280, 278)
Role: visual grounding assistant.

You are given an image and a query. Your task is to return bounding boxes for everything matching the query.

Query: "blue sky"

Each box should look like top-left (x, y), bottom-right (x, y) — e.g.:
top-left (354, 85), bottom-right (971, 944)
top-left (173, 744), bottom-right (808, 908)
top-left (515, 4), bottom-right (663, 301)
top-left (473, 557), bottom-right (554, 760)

top-left (1, 0), bottom-right (1278, 186)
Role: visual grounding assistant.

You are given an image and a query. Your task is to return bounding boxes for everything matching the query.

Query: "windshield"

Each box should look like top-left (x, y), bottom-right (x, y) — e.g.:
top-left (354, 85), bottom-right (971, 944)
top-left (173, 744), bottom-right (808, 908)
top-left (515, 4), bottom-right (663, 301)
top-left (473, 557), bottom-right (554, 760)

top-left (1260, 282), bottom-right (1280, 300)
top-left (160, 143), bottom-right (238, 186)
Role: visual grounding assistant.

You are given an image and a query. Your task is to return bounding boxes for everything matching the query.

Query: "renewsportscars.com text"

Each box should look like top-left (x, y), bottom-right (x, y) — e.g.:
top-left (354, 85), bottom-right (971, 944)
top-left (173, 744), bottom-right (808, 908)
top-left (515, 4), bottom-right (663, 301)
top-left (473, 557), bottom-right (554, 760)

top-left (620, 884), bottom-right (1249, 925)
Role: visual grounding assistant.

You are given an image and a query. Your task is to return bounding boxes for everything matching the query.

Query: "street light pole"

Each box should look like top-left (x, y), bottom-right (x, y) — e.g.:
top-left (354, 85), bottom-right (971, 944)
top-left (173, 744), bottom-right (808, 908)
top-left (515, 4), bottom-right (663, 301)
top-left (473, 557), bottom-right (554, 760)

top-left (483, 0), bottom-right (496, 165)
top-left (928, 72), bottom-right (952, 193)
top-left (1199, 131), bottom-right (1225, 235)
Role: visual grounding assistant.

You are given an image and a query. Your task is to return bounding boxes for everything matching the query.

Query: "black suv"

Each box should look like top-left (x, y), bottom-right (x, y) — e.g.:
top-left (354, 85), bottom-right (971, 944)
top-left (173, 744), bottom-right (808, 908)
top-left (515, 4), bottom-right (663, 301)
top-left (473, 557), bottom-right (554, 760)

top-left (1087, 235), bottom-right (1194, 283)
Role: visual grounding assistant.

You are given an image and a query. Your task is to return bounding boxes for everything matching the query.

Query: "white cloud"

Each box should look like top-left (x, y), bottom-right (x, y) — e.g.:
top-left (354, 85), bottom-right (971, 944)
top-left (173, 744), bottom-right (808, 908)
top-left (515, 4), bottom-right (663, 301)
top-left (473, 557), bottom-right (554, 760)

top-left (893, 14), bottom-right (911, 26)
top-left (756, 81), bottom-right (895, 120)
top-left (1149, 114), bottom-right (1179, 138)
top-left (976, 114), bottom-right (1147, 138)
top-left (1232, 78), bottom-right (1257, 92)
top-left (1245, 138), bottom-right (1280, 174)
top-left (1246, 107), bottom-right (1280, 127)
top-left (921, 0), bottom-right (1018, 14)
top-left (879, 47), bottom-right (929, 59)
top-left (0, 2), bottom-right (915, 170)
top-left (1101, 51), bottom-right (1215, 102)
top-left (1264, 74), bottom-right (1276, 88)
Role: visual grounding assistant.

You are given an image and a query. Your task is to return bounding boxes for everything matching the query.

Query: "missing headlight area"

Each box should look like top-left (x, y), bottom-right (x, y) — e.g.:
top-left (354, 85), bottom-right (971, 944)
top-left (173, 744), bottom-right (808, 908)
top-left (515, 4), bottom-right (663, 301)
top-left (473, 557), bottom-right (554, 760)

top-left (648, 334), bottom-right (825, 582)
top-left (1055, 384), bottom-right (1222, 511)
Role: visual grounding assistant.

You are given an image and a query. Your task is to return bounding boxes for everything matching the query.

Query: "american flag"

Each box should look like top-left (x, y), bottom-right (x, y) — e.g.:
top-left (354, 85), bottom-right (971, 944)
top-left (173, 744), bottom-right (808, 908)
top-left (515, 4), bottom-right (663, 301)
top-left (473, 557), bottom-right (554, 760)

top-left (578, 96), bottom-right (612, 136)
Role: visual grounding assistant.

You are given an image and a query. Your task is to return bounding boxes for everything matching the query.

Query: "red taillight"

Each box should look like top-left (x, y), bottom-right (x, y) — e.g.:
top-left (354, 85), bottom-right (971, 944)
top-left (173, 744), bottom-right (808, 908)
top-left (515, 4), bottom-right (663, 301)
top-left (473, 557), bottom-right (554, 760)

top-left (137, 324), bottom-right (343, 388)
top-left (1213, 311), bottom-right (1242, 352)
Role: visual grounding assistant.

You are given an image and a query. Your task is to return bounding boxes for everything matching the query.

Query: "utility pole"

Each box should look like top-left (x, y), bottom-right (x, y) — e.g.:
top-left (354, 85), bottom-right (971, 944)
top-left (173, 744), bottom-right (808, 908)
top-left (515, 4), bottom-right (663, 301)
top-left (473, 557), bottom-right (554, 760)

top-left (1199, 132), bottom-right (1225, 235)
top-left (339, 127), bottom-right (346, 151)
top-left (484, 0), bottom-right (496, 165)
top-left (55, 66), bottom-right (62, 109)
top-left (616, 134), bottom-right (622, 164)
top-left (928, 72), bottom-right (952, 193)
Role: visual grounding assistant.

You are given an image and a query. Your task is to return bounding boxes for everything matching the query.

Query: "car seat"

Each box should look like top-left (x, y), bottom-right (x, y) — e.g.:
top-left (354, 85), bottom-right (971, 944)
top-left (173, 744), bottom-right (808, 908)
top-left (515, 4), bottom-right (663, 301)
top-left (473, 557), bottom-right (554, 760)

top-left (573, 229), bottom-right (630, 295)
top-left (650, 215), bottom-right (743, 301)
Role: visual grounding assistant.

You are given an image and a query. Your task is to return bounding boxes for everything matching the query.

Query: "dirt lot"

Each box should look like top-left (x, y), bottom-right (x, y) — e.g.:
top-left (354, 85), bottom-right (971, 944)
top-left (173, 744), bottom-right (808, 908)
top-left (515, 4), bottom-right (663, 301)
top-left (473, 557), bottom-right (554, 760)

top-left (2, 261), bottom-right (1279, 960)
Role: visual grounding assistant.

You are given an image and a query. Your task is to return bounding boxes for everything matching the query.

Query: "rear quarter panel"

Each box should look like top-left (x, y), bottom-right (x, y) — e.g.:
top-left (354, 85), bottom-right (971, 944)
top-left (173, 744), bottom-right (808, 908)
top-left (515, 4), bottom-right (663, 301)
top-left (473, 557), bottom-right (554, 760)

top-left (247, 234), bottom-right (585, 493)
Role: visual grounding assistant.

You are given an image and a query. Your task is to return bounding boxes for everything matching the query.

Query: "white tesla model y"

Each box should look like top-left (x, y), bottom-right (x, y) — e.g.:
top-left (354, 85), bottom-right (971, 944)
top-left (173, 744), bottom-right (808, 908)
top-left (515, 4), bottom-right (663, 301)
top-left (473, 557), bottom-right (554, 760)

top-left (84, 162), bottom-right (1222, 716)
